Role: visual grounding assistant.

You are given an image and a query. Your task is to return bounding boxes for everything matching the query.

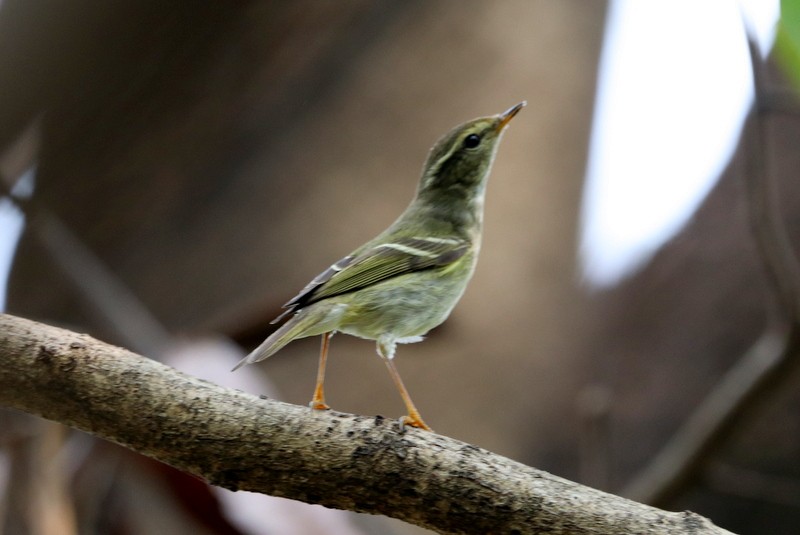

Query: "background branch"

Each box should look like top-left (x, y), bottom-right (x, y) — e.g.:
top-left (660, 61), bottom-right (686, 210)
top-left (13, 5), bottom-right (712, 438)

top-left (0, 313), bottom-right (734, 535)
top-left (621, 36), bottom-right (800, 507)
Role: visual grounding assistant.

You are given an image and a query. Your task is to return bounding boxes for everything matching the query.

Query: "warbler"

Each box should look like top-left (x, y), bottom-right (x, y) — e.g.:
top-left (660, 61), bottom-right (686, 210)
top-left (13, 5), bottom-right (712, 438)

top-left (234, 102), bottom-right (525, 430)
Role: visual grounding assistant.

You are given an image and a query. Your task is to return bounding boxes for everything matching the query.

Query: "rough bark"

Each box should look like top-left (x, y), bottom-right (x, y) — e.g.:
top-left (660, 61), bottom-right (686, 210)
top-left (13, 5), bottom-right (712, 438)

top-left (0, 314), bottom-right (735, 535)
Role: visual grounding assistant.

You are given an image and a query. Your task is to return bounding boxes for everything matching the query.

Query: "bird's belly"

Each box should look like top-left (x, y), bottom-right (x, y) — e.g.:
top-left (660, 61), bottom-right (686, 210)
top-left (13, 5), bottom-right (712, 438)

top-left (337, 267), bottom-right (473, 341)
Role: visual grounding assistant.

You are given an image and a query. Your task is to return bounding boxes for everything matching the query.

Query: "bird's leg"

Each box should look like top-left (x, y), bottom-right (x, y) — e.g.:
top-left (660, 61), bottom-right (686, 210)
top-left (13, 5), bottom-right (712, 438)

top-left (378, 339), bottom-right (432, 431)
top-left (309, 332), bottom-right (333, 410)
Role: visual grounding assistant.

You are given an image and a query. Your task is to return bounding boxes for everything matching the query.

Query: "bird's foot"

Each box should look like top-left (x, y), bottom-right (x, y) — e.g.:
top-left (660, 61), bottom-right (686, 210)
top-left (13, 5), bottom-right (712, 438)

top-left (309, 400), bottom-right (331, 411)
top-left (398, 414), bottom-right (432, 432)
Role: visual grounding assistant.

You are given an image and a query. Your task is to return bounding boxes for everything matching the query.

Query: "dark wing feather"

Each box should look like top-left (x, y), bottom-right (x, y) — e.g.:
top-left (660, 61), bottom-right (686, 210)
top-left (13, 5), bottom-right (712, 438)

top-left (271, 237), bottom-right (469, 322)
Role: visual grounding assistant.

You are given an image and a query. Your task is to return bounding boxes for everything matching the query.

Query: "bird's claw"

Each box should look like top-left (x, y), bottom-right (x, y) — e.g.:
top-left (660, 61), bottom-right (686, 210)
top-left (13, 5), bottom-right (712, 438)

top-left (398, 415), bottom-right (432, 432)
top-left (309, 400), bottom-right (331, 411)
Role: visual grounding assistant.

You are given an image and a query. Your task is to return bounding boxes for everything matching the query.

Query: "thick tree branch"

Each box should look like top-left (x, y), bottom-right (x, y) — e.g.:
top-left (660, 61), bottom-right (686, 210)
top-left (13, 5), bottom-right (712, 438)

top-left (0, 314), bottom-right (734, 535)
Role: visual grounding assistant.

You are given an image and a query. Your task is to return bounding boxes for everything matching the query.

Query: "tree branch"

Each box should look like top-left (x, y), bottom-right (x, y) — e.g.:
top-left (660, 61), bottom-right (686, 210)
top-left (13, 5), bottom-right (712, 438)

top-left (0, 314), bottom-right (734, 535)
top-left (621, 329), bottom-right (796, 504)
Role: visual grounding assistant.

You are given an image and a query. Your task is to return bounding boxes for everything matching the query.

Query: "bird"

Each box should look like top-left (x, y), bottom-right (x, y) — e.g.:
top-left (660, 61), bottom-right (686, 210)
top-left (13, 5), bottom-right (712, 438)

top-left (234, 102), bottom-right (525, 431)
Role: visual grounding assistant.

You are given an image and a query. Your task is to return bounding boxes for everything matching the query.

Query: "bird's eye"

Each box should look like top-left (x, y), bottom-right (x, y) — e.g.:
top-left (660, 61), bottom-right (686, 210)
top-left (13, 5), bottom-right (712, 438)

top-left (463, 134), bottom-right (481, 149)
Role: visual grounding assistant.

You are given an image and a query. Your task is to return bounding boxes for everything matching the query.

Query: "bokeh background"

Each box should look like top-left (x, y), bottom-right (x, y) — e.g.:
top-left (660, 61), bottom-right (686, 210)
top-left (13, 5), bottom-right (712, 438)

top-left (1, 1), bottom-right (799, 534)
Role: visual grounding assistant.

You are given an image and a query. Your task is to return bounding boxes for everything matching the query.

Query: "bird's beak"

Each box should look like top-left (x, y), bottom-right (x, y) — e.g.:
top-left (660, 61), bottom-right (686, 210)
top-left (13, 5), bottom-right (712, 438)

top-left (496, 101), bottom-right (526, 131)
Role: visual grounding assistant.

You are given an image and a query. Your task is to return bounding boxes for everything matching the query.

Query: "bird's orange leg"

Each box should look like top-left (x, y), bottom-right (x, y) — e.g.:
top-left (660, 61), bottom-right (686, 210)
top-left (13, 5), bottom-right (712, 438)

top-left (382, 356), bottom-right (432, 431)
top-left (309, 332), bottom-right (332, 410)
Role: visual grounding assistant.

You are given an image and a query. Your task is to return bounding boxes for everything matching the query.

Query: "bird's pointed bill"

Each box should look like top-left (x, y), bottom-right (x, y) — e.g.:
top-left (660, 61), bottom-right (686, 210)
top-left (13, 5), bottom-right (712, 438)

top-left (497, 101), bottom-right (526, 131)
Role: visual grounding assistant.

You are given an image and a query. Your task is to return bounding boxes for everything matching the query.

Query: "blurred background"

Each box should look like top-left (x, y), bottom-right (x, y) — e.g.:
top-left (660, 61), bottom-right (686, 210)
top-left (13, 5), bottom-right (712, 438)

top-left (0, 0), bottom-right (798, 534)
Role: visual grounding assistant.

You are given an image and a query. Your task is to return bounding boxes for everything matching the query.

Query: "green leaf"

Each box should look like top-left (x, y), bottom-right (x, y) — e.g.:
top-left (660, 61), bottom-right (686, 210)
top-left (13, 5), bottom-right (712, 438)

top-left (776, 0), bottom-right (800, 88)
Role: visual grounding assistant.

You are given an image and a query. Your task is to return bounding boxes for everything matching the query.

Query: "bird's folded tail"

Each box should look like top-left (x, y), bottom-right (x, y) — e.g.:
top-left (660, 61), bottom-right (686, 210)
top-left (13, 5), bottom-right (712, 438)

top-left (232, 303), bottom-right (344, 371)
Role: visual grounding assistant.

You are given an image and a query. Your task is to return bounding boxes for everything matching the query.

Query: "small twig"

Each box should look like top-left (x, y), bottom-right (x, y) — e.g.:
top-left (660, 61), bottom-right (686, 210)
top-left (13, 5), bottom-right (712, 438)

top-left (621, 330), bottom-right (792, 504)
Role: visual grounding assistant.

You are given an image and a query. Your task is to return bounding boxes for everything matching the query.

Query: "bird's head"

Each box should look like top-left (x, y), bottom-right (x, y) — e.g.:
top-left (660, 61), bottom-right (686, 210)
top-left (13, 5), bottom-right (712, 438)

top-left (417, 102), bottom-right (525, 199)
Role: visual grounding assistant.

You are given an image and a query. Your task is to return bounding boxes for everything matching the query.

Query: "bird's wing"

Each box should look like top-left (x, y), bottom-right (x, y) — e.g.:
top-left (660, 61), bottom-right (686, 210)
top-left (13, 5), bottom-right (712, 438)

top-left (271, 236), bottom-right (469, 322)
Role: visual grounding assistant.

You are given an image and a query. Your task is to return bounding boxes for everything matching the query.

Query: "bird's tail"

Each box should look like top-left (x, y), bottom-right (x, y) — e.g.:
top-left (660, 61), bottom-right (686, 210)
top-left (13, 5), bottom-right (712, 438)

top-left (232, 303), bottom-right (342, 371)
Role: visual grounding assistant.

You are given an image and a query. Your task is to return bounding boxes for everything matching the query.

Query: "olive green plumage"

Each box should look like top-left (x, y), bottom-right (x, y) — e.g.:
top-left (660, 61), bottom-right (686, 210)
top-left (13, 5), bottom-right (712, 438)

top-left (233, 102), bottom-right (524, 428)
